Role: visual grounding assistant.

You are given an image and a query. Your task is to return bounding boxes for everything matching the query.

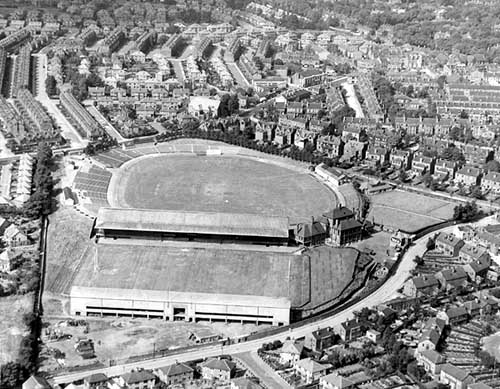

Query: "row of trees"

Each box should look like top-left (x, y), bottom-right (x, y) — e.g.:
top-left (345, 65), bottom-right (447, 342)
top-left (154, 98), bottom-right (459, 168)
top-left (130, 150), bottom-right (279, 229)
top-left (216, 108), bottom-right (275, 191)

top-left (0, 144), bottom-right (54, 388)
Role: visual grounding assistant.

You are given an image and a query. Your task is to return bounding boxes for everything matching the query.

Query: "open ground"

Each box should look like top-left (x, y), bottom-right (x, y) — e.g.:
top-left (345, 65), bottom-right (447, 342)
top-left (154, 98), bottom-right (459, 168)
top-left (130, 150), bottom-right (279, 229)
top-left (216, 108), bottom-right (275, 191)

top-left (38, 317), bottom-right (270, 373)
top-left (0, 294), bottom-right (33, 365)
top-left (109, 154), bottom-right (337, 224)
top-left (44, 207), bottom-right (95, 296)
top-left (367, 190), bottom-right (455, 233)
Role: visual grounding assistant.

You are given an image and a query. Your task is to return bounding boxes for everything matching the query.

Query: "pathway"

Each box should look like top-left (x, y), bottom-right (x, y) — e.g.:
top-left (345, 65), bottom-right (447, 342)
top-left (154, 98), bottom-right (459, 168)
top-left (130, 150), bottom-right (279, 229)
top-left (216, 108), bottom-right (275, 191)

top-left (236, 351), bottom-right (292, 389)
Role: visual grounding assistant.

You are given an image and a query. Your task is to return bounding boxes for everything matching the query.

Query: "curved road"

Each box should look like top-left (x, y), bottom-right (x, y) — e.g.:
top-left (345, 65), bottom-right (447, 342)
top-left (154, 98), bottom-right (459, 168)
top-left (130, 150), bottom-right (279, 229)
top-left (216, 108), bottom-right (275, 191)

top-left (51, 224), bottom-right (436, 386)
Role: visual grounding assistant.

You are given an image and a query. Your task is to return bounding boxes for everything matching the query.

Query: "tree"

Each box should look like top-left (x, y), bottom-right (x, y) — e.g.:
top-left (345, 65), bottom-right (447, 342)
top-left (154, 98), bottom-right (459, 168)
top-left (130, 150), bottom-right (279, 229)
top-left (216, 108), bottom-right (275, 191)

top-left (426, 237), bottom-right (435, 251)
top-left (485, 160), bottom-right (500, 172)
top-left (422, 172), bottom-right (433, 188)
top-left (414, 255), bottom-right (424, 266)
top-left (398, 169), bottom-right (408, 182)
top-left (437, 75), bottom-right (447, 89)
top-left (45, 75), bottom-right (58, 96)
top-left (470, 185), bottom-right (484, 199)
top-left (0, 362), bottom-right (26, 389)
top-left (453, 201), bottom-right (481, 222)
top-left (440, 146), bottom-right (465, 164)
top-left (449, 126), bottom-right (463, 141)
top-left (217, 94), bottom-right (230, 117)
top-left (228, 94), bottom-right (239, 115)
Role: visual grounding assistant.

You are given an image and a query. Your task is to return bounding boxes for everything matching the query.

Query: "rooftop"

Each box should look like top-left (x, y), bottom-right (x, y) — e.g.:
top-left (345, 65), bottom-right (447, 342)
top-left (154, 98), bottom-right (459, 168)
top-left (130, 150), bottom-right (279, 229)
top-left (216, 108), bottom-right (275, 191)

top-left (72, 242), bottom-right (308, 306)
top-left (95, 207), bottom-right (290, 239)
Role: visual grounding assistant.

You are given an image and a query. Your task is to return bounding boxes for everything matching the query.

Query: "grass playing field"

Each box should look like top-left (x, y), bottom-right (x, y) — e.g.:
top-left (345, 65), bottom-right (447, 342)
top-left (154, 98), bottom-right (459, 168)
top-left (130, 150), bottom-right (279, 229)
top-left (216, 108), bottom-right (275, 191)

top-left (367, 190), bottom-right (455, 233)
top-left (110, 154), bottom-right (337, 224)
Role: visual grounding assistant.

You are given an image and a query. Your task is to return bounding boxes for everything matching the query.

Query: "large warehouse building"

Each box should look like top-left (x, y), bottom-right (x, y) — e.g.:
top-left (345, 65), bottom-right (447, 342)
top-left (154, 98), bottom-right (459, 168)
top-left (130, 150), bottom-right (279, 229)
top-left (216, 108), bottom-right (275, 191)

top-left (93, 207), bottom-right (291, 246)
top-left (69, 243), bottom-right (311, 326)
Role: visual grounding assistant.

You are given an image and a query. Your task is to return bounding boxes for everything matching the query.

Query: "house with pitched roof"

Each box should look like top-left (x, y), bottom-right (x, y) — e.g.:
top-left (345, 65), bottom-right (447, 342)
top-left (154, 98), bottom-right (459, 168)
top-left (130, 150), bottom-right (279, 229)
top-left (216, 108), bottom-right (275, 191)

top-left (83, 373), bottom-right (108, 389)
top-left (481, 171), bottom-right (500, 194)
top-left (435, 267), bottom-right (468, 291)
top-left (156, 362), bottom-right (194, 386)
top-left (365, 146), bottom-right (389, 167)
top-left (459, 244), bottom-right (490, 264)
top-left (455, 166), bottom-right (482, 187)
top-left (331, 219), bottom-right (363, 246)
top-left (201, 358), bottom-right (236, 381)
top-left (3, 224), bottom-right (29, 247)
top-left (435, 232), bottom-right (464, 257)
top-left (320, 373), bottom-right (356, 389)
top-left (338, 318), bottom-right (363, 342)
top-left (463, 258), bottom-right (490, 282)
top-left (316, 164), bottom-right (349, 186)
top-left (389, 149), bottom-right (412, 170)
top-left (22, 376), bottom-right (50, 389)
top-left (0, 249), bottom-right (20, 272)
top-left (416, 349), bottom-right (446, 377)
top-left (439, 363), bottom-right (475, 389)
top-left (316, 136), bottom-right (344, 159)
top-left (434, 159), bottom-right (458, 181)
top-left (279, 340), bottom-right (304, 364)
top-left (294, 358), bottom-right (330, 384)
top-left (305, 327), bottom-right (337, 353)
top-left (295, 219), bottom-right (327, 246)
top-left (403, 275), bottom-right (439, 298)
top-left (417, 318), bottom-right (446, 354)
top-left (437, 306), bottom-right (469, 326)
top-left (117, 370), bottom-right (156, 389)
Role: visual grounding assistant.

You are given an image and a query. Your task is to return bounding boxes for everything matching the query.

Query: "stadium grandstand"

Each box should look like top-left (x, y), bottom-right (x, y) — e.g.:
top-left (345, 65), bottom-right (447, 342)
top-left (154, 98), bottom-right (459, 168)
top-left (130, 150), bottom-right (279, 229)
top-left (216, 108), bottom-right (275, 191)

top-left (73, 165), bottom-right (112, 206)
top-left (93, 207), bottom-right (291, 245)
top-left (70, 243), bottom-right (307, 325)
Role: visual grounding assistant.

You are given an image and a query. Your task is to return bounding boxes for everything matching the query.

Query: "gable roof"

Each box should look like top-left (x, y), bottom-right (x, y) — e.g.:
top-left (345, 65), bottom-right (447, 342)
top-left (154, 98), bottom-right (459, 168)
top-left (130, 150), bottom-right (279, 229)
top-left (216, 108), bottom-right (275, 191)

top-left (96, 208), bottom-right (290, 239)
top-left (411, 275), bottom-right (439, 289)
top-left (121, 370), bottom-right (155, 384)
top-left (281, 340), bottom-right (304, 355)
top-left (84, 373), bottom-right (108, 383)
top-left (321, 373), bottom-right (355, 388)
top-left (436, 267), bottom-right (467, 282)
top-left (435, 232), bottom-right (464, 248)
top-left (445, 306), bottom-right (468, 319)
top-left (295, 357), bottom-right (329, 373)
top-left (338, 219), bottom-right (362, 231)
top-left (441, 363), bottom-right (471, 381)
top-left (201, 358), bottom-right (236, 372)
top-left (323, 207), bottom-right (354, 221)
top-left (420, 350), bottom-right (445, 365)
top-left (296, 221), bottom-right (326, 239)
top-left (23, 376), bottom-right (50, 389)
top-left (158, 362), bottom-right (193, 377)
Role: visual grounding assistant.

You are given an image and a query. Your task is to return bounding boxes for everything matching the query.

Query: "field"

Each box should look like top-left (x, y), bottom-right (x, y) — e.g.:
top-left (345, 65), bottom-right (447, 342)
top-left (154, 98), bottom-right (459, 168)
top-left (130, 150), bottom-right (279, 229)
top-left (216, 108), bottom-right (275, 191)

top-left (0, 294), bottom-right (33, 365)
top-left (367, 190), bottom-right (455, 233)
top-left (303, 246), bottom-right (358, 309)
top-left (110, 154), bottom-right (337, 224)
top-left (44, 207), bottom-right (95, 295)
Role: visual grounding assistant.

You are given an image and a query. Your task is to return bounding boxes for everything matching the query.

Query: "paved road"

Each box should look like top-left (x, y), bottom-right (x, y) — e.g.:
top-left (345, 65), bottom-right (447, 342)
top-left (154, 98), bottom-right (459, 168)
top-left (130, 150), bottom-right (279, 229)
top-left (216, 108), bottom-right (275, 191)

top-left (51, 223), bottom-right (431, 385)
top-left (236, 351), bottom-right (292, 389)
top-left (33, 53), bottom-right (87, 148)
top-left (342, 82), bottom-right (364, 118)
